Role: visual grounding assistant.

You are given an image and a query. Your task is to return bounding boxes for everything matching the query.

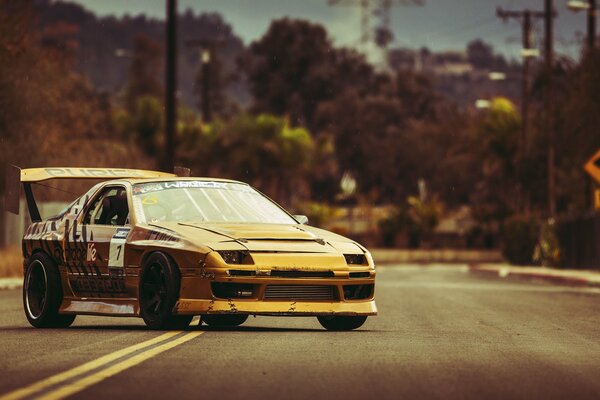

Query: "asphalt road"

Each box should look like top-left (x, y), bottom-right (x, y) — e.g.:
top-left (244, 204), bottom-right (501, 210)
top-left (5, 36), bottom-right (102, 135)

top-left (0, 265), bottom-right (599, 400)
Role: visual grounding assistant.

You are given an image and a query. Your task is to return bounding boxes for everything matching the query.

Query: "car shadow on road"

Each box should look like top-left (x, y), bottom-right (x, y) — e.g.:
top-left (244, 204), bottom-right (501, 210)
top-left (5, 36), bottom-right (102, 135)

top-left (194, 325), bottom-right (323, 332)
top-left (1, 325), bottom-right (381, 333)
top-left (1, 322), bottom-right (381, 333)
top-left (0, 324), bottom-right (149, 332)
top-left (192, 325), bottom-right (379, 333)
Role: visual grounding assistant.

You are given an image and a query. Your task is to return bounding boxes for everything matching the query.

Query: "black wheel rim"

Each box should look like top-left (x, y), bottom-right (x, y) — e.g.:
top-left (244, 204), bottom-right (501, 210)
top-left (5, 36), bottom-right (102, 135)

top-left (26, 261), bottom-right (47, 319)
top-left (141, 263), bottom-right (167, 317)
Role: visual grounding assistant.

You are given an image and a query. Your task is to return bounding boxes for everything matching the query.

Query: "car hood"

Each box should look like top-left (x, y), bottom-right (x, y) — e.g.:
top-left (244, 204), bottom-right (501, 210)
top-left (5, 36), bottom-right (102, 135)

top-left (146, 221), bottom-right (365, 254)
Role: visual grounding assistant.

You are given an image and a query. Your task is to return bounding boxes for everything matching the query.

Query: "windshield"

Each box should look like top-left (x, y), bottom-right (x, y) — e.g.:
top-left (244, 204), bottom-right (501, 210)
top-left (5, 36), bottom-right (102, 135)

top-left (132, 181), bottom-right (297, 224)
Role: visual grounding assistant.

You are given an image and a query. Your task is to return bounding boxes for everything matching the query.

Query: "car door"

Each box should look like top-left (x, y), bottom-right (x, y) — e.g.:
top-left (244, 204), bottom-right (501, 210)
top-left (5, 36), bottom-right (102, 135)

top-left (67, 185), bottom-right (131, 298)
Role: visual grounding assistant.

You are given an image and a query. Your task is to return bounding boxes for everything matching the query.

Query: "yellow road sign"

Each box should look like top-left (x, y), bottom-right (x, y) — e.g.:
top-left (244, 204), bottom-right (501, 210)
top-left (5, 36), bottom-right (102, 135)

top-left (584, 149), bottom-right (600, 184)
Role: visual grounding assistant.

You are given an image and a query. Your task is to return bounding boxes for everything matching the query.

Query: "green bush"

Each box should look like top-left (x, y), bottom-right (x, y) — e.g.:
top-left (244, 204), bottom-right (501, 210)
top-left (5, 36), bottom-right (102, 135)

top-left (533, 218), bottom-right (561, 267)
top-left (501, 216), bottom-right (539, 265)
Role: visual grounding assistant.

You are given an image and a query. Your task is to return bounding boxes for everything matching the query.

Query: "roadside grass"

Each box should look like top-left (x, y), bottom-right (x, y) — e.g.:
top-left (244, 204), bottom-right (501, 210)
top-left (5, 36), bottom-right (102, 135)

top-left (0, 246), bottom-right (23, 278)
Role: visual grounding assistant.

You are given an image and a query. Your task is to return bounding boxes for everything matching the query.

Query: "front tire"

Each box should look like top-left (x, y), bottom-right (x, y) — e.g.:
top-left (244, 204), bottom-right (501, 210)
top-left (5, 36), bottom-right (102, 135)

top-left (317, 315), bottom-right (367, 331)
top-left (139, 252), bottom-right (192, 330)
top-left (23, 253), bottom-right (76, 328)
top-left (201, 314), bottom-right (248, 327)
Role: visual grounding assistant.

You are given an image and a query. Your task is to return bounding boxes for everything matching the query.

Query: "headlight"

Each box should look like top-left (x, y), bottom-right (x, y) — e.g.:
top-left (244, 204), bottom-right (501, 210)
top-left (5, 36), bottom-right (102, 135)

top-left (344, 254), bottom-right (367, 265)
top-left (218, 250), bottom-right (250, 265)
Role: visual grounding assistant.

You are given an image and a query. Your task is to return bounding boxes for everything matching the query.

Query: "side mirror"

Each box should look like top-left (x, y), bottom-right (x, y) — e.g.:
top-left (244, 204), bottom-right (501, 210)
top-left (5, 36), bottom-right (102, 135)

top-left (293, 215), bottom-right (309, 225)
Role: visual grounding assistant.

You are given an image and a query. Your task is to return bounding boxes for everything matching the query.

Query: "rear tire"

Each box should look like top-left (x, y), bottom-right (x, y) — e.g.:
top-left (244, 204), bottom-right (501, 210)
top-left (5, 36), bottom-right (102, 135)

top-left (23, 253), bottom-right (76, 328)
top-left (139, 252), bottom-right (190, 330)
top-left (201, 314), bottom-right (248, 327)
top-left (317, 315), bottom-right (367, 331)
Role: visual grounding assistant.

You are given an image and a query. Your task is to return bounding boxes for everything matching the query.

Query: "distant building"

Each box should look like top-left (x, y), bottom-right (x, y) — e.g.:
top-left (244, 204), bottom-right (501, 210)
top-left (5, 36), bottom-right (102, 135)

top-left (388, 44), bottom-right (521, 109)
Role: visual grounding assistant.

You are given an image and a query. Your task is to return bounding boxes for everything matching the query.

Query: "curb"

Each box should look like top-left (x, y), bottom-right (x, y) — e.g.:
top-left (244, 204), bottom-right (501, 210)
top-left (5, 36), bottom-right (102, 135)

top-left (371, 249), bottom-right (503, 265)
top-left (469, 264), bottom-right (600, 288)
top-left (0, 278), bottom-right (22, 291)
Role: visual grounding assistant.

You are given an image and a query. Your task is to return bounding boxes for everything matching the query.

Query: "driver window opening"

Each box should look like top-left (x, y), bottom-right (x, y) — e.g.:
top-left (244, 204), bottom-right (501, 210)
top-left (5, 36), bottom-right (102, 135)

top-left (83, 187), bottom-right (129, 226)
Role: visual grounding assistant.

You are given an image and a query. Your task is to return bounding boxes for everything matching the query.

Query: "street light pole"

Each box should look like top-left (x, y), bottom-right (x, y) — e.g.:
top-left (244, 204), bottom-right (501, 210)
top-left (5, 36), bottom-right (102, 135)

top-left (186, 39), bottom-right (221, 123)
top-left (201, 48), bottom-right (212, 123)
top-left (164, 0), bottom-right (177, 173)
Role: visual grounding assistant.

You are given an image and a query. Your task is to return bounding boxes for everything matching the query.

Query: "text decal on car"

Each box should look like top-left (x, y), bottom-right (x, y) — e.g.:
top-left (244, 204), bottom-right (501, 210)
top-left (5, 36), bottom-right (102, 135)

top-left (108, 228), bottom-right (130, 268)
top-left (132, 181), bottom-right (253, 195)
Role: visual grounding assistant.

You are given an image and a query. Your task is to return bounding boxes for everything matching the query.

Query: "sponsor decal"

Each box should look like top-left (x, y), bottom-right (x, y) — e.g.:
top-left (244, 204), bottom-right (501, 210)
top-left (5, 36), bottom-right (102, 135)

top-left (45, 168), bottom-right (146, 178)
top-left (86, 243), bottom-right (97, 262)
top-left (132, 181), bottom-right (251, 195)
top-left (113, 228), bottom-right (130, 239)
top-left (70, 275), bottom-right (126, 294)
top-left (108, 228), bottom-right (130, 268)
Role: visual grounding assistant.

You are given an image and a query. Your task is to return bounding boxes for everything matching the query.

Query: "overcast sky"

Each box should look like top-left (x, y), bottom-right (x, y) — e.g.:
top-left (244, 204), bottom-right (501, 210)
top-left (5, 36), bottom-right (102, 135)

top-left (67, 0), bottom-right (587, 60)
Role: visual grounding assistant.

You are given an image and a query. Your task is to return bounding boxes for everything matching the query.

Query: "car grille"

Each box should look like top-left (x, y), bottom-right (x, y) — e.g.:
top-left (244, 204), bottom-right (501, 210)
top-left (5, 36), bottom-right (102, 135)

top-left (270, 270), bottom-right (334, 278)
top-left (263, 285), bottom-right (337, 301)
top-left (228, 270), bottom-right (334, 278)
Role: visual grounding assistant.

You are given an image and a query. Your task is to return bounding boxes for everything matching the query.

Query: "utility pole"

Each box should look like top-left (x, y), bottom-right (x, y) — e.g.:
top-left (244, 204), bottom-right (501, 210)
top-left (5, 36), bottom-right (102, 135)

top-left (522, 11), bottom-right (532, 153)
top-left (497, 8), bottom-right (544, 153)
top-left (164, 0), bottom-right (177, 173)
top-left (589, 0), bottom-right (597, 49)
top-left (545, 0), bottom-right (554, 65)
top-left (587, 0), bottom-right (596, 211)
top-left (545, 0), bottom-right (556, 217)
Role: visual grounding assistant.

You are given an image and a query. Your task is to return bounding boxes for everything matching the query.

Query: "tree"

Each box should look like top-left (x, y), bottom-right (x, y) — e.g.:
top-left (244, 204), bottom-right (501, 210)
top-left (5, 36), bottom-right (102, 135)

top-left (466, 39), bottom-right (507, 71)
top-left (529, 51), bottom-right (600, 215)
top-left (177, 113), bottom-right (317, 206)
top-left (312, 70), bottom-right (443, 203)
top-left (124, 34), bottom-right (162, 113)
top-left (0, 0), bottom-right (152, 198)
top-left (242, 19), bottom-right (337, 127)
top-left (134, 96), bottom-right (163, 156)
top-left (469, 97), bottom-right (523, 226)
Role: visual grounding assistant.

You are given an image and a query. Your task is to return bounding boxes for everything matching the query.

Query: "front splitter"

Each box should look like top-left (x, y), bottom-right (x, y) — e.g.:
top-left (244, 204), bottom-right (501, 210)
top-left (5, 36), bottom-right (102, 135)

top-left (173, 298), bottom-right (377, 316)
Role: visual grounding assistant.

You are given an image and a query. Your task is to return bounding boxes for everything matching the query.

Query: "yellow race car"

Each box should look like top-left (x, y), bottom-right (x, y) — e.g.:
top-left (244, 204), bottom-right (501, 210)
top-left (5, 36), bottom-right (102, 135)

top-left (6, 167), bottom-right (377, 331)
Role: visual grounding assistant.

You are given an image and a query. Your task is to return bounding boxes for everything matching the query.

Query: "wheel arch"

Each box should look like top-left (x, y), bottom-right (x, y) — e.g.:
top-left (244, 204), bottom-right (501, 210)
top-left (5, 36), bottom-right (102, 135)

top-left (25, 247), bottom-right (54, 273)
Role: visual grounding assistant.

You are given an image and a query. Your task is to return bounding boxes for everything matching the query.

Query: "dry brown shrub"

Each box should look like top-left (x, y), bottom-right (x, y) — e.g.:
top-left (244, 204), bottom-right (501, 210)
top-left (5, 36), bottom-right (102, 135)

top-left (0, 246), bottom-right (23, 278)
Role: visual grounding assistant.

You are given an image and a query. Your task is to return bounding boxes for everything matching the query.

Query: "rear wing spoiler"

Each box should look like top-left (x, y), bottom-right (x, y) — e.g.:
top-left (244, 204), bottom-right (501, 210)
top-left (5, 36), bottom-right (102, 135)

top-left (4, 166), bottom-right (178, 222)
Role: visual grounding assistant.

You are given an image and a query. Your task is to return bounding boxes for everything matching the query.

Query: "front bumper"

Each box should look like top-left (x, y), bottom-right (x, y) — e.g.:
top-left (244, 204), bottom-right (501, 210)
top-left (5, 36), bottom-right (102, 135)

top-left (173, 297), bottom-right (377, 316)
top-left (176, 273), bottom-right (377, 316)
top-left (175, 251), bottom-right (377, 316)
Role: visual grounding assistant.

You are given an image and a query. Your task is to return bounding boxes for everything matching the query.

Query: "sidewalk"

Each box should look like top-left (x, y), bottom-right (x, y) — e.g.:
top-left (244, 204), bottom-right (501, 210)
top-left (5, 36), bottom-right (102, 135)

top-left (371, 249), bottom-right (503, 265)
top-left (469, 263), bottom-right (600, 288)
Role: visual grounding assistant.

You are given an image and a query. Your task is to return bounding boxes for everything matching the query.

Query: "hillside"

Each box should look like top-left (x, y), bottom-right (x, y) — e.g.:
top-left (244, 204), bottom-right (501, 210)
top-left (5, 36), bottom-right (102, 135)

top-left (32, 0), bottom-right (249, 109)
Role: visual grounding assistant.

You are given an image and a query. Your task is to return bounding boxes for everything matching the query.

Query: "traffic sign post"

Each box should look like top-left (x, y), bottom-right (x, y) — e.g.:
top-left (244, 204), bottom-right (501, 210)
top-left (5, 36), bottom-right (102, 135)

top-left (584, 149), bottom-right (600, 210)
top-left (584, 149), bottom-right (600, 183)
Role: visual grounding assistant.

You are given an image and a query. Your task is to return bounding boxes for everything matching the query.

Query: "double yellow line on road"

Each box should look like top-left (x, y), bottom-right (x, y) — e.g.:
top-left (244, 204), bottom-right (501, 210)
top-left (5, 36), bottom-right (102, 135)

top-left (0, 331), bottom-right (203, 400)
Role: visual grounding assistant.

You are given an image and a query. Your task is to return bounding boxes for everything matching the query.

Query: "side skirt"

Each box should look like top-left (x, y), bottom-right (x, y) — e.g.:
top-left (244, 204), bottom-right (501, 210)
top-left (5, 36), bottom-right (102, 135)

top-left (60, 298), bottom-right (139, 316)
